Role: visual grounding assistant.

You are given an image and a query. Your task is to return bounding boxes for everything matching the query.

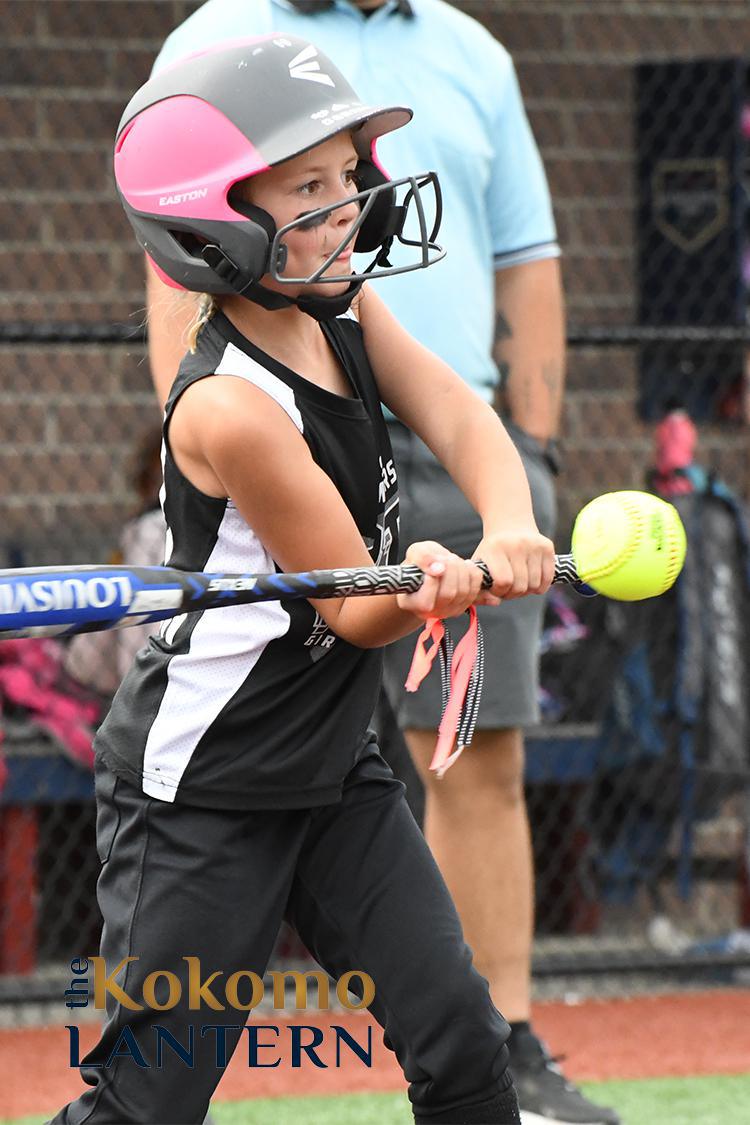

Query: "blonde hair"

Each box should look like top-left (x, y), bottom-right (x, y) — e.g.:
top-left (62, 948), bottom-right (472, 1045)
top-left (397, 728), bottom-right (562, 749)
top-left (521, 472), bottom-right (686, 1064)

top-left (186, 293), bottom-right (218, 352)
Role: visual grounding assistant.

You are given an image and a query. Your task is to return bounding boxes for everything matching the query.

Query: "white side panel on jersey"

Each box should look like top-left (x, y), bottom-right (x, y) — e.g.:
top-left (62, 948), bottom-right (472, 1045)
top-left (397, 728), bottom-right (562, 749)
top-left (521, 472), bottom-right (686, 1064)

top-left (142, 494), bottom-right (293, 798)
top-left (215, 341), bottom-right (304, 432)
top-left (142, 343), bottom-right (303, 800)
top-left (142, 507), bottom-right (291, 800)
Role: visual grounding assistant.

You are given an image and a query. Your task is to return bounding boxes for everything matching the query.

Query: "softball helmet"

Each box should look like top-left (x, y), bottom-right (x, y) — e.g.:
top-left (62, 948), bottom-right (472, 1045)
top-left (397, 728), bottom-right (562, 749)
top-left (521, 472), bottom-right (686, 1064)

top-left (114, 35), bottom-right (444, 319)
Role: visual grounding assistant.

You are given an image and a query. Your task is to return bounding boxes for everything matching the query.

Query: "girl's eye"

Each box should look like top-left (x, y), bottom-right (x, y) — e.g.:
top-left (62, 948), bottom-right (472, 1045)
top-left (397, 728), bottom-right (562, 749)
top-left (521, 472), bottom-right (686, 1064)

top-left (299, 180), bottom-right (321, 196)
top-left (345, 169), bottom-right (361, 188)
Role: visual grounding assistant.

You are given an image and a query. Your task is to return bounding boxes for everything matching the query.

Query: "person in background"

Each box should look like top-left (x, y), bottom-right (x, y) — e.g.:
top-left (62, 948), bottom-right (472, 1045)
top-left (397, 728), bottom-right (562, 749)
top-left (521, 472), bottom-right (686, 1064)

top-left (64, 424), bottom-right (166, 696)
top-left (146, 5), bottom-right (620, 1123)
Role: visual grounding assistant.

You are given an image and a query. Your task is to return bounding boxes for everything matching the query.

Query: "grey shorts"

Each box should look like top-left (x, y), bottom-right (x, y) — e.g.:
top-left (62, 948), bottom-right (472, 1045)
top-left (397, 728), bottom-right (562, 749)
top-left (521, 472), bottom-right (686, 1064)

top-left (382, 420), bottom-right (557, 730)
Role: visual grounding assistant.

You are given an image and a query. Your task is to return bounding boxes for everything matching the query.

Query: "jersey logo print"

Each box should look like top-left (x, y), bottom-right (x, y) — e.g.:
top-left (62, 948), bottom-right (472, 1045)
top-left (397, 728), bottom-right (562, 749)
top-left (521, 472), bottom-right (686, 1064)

top-left (373, 493), bottom-right (399, 567)
top-left (378, 457), bottom-right (397, 504)
top-left (303, 610), bottom-right (338, 661)
top-left (288, 45), bottom-right (335, 87)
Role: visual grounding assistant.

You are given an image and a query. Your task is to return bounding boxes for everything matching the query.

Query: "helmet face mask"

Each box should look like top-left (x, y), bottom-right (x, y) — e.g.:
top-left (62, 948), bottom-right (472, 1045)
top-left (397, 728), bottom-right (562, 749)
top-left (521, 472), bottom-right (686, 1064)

top-left (115, 35), bottom-right (445, 316)
top-left (268, 170), bottom-right (444, 286)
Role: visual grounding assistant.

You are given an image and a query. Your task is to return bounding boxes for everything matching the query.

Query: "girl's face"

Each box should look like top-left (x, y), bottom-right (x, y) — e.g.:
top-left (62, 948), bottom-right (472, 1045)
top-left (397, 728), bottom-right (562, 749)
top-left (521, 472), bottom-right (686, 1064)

top-left (235, 132), bottom-right (361, 297)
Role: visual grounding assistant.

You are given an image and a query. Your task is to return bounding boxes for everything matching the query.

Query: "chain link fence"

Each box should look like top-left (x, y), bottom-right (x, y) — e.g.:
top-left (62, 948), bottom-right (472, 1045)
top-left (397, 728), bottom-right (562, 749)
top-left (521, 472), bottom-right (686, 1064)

top-left (2, 1), bottom-right (750, 1003)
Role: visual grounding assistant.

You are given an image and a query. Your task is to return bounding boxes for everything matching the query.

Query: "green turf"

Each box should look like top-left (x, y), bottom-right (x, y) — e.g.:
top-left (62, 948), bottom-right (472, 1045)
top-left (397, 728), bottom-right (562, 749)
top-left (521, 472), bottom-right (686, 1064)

top-left (580, 1074), bottom-right (750, 1125)
top-left (4, 1075), bottom-right (750, 1125)
top-left (0, 1094), bottom-right (411, 1125)
top-left (210, 1076), bottom-right (750, 1124)
top-left (206, 1076), bottom-right (750, 1124)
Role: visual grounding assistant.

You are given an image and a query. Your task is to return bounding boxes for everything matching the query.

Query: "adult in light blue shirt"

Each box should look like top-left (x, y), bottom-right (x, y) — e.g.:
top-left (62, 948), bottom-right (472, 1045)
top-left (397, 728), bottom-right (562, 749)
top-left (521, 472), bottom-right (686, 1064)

top-left (152, 0), bottom-right (558, 403)
top-left (146, 9), bottom-right (618, 1124)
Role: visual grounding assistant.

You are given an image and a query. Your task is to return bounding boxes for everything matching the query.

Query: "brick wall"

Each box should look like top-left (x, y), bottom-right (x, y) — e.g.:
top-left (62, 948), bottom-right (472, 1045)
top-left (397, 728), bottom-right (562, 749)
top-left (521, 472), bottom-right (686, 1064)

top-left (3, 1), bottom-right (200, 556)
top-left (2, 0), bottom-right (749, 557)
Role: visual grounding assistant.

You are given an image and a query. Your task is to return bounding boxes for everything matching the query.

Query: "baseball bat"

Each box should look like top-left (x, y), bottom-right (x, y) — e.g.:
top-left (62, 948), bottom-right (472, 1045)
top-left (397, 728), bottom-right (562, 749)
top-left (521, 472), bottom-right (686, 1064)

top-left (0, 554), bottom-right (591, 640)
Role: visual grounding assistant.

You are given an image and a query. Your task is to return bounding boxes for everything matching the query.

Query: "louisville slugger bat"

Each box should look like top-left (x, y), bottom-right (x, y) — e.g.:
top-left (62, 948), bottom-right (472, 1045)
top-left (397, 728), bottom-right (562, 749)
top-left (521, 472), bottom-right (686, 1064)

top-left (0, 554), bottom-right (590, 640)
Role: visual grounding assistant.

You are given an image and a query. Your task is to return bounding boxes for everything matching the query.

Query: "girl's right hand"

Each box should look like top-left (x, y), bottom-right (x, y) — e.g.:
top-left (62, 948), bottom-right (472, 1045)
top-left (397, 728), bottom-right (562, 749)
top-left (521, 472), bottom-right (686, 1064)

top-left (396, 541), bottom-right (501, 621)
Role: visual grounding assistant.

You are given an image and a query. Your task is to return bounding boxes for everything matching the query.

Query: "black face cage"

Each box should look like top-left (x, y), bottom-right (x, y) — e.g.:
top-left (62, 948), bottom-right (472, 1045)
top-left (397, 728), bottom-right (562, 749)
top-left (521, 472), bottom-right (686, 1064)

top-left (269, 171), bottom-right (444, 285)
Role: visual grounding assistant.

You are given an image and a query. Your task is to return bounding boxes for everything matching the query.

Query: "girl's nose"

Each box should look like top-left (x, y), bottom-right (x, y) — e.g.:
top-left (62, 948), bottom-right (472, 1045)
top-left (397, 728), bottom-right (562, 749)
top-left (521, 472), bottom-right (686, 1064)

top-left (333, 191), bottom-right (360, 226)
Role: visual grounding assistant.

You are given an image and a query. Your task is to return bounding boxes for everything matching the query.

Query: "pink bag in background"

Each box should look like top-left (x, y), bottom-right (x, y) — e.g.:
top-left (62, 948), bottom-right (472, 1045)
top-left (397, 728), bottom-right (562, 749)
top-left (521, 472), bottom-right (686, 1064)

top-left (0, 639), bottom-right (102, 770)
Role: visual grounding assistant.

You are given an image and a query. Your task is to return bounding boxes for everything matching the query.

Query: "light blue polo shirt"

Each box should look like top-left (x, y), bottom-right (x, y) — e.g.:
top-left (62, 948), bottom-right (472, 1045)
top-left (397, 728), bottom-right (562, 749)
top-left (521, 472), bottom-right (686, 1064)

top-left (152, 0), bottom-right (559, 401)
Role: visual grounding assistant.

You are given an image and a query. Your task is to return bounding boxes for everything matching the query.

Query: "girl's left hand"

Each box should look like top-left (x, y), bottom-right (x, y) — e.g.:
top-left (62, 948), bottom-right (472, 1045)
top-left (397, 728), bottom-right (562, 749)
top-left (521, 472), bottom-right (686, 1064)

top-left (397, 540), bottom-right (501, 621)
top-left (473, 527), bottom-right (556, 600)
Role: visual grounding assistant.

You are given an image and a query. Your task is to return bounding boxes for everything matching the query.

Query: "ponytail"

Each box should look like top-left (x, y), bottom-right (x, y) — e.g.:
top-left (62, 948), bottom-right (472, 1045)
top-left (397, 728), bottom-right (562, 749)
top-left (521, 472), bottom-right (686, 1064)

top-left (186, 293), bottom-right (218, 352)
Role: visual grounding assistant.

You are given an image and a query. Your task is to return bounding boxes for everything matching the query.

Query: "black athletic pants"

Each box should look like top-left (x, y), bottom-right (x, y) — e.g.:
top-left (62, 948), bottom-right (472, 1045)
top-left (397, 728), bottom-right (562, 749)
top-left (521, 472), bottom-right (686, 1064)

top-left (51, 747), bottom-right (518, 1124)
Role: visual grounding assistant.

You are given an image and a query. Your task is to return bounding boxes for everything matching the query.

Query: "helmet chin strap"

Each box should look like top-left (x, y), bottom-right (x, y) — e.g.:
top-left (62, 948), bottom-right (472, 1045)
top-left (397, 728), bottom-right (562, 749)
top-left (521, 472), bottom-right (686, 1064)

top-left (239, 277), bottom-right (365, 322)
top-left (201, 240), bottom-right (364, 321)
top-left (240, 237), bottom-right (397, 320)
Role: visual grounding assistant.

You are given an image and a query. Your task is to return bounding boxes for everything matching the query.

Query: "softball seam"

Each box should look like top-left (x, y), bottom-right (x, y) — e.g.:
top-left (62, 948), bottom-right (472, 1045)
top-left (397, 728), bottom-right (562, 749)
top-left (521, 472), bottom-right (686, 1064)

top-left (660, 510), bottom-right (686, 594)
top-left (578, 494), bottom-right (643, 583)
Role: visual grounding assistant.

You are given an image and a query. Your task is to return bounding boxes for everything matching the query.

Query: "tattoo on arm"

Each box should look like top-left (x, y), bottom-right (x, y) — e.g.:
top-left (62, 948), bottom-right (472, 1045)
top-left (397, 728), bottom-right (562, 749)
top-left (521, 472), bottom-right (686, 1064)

top-left (494, 310), bottom-right (512, 389)
top-left (494, 313), bottom-right (564, 432)
top-left (494, 310), bottom-right (512, 344)
top-left (542, 360), bottom-right (563, 414)
top-left (542, 360), bottom-right (560, 395)
top-left (496, 360), bottom-right (511, 389)
top-left (494, 308), bottom-right (512, 346)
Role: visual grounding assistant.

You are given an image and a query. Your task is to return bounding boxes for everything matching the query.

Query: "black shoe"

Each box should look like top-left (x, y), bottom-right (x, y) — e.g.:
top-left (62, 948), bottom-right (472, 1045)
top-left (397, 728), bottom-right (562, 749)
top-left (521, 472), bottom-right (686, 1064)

top-left (508, 1029), bottom-right (621, 1124)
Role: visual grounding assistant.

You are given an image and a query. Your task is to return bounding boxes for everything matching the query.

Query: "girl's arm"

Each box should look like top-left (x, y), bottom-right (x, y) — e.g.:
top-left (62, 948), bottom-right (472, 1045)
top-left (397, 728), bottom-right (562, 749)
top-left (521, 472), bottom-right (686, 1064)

top-left (357, 284), bottom-right (555, 597)
top-left (167, 375), bottom-right (496, 649)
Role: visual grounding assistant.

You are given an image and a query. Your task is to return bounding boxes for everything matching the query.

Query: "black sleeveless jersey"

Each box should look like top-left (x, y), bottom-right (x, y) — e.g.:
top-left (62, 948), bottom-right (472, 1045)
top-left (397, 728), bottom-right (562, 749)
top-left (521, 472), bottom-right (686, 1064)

top-left (96, 310), bottom-right (400, 809)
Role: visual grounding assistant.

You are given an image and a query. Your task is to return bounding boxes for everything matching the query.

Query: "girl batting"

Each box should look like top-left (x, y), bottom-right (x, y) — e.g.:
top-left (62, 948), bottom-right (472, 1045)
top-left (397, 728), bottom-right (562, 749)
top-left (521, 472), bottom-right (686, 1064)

top-left (52, 36), bottom-right (553, 1125)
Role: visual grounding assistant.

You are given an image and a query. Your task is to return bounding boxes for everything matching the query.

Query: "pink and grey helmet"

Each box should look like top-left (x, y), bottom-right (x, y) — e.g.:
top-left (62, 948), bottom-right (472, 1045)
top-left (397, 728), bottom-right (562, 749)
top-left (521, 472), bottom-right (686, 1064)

top-left (114, 35), bottom-right (444, 319)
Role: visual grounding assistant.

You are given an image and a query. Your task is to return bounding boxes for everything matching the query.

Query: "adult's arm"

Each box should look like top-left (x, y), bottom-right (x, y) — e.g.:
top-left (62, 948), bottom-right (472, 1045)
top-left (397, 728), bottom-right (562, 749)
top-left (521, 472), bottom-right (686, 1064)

top-left (146, 261), bottom-right (196, 411)
top-left (493, 256), bottom-right (566, 447)
top-left (482, 41), bottom-right (565, 447)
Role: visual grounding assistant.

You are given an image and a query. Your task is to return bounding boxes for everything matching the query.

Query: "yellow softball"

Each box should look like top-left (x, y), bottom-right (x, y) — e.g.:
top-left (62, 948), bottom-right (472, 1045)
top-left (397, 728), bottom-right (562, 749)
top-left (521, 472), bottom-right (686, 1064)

top-left (571, 491), bottom-right (687, 601)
